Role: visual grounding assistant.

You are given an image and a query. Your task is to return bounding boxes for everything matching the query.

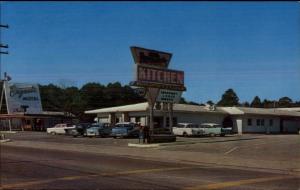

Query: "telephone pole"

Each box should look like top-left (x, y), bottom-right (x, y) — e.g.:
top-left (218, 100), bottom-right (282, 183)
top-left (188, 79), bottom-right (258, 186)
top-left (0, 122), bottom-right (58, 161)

top-left (0, 24), bottom-right (9, 80)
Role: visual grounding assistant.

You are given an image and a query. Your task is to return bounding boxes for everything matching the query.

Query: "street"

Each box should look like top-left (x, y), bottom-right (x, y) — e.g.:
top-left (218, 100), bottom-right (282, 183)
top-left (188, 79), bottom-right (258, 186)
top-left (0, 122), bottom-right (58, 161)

top-left (1, 132), bottom-right (300, 189)
top-left (1, 146), bottom-right (299, 190)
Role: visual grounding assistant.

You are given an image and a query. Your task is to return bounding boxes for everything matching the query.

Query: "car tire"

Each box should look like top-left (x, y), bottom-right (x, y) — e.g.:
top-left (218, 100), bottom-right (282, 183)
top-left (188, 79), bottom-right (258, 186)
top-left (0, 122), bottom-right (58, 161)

top-left (183, 132), bottom-right (188, 137)
top-left (50, 132), bottom-right (56, 135)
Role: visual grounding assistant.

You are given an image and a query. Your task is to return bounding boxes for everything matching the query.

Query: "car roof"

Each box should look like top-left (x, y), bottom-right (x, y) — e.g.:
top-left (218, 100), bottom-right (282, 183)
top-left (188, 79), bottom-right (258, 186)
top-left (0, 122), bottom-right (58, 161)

top-left (178, 123), bottom-right (198, 125)
top-left (200, 123), bottom-right (220, 126)
top-left (115, 122), bottom-right (135, 125)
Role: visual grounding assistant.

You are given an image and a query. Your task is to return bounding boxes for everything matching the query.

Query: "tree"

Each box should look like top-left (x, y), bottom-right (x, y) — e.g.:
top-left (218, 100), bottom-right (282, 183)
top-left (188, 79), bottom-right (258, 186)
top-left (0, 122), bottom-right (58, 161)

top-left (242, 101), bottom-right (250, 107)
top-left (250, 96), bottom-right (262, 108)
top-left (217, 88), bottom-right (239, 106)
top-left (278, 97), bottom-right (293, 108)
top-left (206, 100), bottom-right (214, 106)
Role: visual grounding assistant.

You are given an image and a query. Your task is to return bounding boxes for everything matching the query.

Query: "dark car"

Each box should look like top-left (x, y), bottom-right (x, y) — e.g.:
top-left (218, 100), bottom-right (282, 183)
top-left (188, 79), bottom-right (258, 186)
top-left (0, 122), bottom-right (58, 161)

top-left (67, 123), bottom-right (90, 137)
top-left (86, 123), bottom-right (112, 137)
top-left (111, 122), bottom-right (139, 138)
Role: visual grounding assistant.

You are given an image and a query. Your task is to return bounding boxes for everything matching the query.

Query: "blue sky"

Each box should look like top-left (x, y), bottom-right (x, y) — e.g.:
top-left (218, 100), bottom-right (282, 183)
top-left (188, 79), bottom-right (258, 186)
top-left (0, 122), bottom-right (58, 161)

top-left (1, 2), bottom-right (299, 103)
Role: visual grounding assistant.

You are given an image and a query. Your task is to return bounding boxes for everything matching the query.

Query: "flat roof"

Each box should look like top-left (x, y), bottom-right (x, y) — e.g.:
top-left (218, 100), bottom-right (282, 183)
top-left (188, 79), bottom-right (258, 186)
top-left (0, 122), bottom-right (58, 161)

top-left (85, 102), bottom-right (300, 118)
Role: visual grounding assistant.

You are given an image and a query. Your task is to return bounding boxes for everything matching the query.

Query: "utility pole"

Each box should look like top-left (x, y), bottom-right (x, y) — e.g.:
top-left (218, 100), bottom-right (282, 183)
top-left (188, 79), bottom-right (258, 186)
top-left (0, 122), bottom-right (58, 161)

top-left (0, 24), bottom-right (9, 80)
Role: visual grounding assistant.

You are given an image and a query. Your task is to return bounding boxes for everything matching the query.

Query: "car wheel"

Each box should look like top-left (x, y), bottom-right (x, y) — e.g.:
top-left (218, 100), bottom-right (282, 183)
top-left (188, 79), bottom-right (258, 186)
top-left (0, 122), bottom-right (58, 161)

top-left (183, 132), bottom-right (188, 137)
top-left (50, 132), bottom-right (56, 135)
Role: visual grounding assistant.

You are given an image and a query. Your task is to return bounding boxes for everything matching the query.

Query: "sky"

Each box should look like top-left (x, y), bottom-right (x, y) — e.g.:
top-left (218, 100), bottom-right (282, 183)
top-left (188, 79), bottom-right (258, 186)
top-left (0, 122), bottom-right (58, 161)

top-left (1, 2), bottom-right (300, 104)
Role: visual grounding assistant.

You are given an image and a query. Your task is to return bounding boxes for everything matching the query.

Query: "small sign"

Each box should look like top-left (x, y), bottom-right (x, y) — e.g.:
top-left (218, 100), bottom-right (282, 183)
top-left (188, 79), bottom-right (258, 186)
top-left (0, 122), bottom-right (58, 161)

top-left (156, 89), bottom-right (182, 103)
top-left (130, 46), bottom-right (172, 68)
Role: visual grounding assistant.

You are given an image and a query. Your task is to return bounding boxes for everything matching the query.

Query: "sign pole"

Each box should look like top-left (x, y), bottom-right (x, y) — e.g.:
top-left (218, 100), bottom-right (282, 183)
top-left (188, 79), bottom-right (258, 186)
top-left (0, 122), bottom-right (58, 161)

top-left (168, 103), bottom-right (174, 131)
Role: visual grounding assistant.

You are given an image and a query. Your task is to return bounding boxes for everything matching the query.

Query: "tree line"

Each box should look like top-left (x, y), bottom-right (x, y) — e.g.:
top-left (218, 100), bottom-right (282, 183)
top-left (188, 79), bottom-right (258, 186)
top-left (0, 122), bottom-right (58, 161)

top-left (208, 88), bottom-right (300, 108)
top-left (39, 82), bottom-right (145, 120)
top-left (39, 83), bottom-right (299, 120)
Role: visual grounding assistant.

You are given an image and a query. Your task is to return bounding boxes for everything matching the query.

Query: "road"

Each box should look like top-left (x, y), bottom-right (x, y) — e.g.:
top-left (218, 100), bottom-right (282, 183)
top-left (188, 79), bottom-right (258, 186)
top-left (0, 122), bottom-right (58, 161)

top-left (1, 145), bottom-right (299, 190)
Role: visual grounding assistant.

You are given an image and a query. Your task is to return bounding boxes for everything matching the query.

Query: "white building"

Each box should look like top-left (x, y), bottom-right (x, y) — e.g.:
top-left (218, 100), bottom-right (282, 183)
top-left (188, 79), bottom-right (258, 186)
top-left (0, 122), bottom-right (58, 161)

top-left (85, 103), bottom-right (300, 134)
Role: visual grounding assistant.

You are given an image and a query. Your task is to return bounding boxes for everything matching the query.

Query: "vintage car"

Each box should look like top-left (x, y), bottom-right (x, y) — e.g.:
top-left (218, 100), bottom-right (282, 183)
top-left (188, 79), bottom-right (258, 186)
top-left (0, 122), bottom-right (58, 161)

top-left (46, 123), bottom-right (75, 135)
top-left (111, 122), bottom-right (139, 138)
top-left (66, 123), bottom-right (91, 137)
top-left (86, 123), bottom-right (112, 137)
top-left (172, 123), bottom-right (202, 137)
top-left (199, 123), bottom-right (225, 136)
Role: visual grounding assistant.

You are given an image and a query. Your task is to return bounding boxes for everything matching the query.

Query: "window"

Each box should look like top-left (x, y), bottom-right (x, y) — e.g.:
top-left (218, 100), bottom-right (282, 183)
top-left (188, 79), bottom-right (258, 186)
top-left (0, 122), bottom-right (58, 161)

top-left (261, 119), bottom-right (265, 126)
top-left (256, 119), bottom-right (260, 126)
top-left (247, 119), bottom-right (252, 126)
top-left (269, 119), bottom-right (273, 126)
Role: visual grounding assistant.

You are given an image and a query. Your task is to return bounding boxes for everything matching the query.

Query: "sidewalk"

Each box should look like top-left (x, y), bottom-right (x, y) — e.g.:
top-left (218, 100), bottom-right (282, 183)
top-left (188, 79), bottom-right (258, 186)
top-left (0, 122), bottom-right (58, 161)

top-left (2, 140), bottom-right (299, 175)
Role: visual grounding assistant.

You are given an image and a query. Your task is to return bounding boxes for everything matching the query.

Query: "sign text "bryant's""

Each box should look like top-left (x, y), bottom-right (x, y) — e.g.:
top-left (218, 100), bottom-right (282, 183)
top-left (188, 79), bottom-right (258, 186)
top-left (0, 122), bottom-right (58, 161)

top-left (137, 66), bottom-right (184, 86)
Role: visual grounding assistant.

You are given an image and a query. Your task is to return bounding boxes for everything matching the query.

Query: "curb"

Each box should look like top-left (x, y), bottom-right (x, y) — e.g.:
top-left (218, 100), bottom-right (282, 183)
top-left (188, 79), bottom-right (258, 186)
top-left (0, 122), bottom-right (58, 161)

top-left (0, 131), bottom-right (17, 134)
top-left (0, 139), bottom-right (11, 143)
top-left (128, 143), bottom-right (160, 148)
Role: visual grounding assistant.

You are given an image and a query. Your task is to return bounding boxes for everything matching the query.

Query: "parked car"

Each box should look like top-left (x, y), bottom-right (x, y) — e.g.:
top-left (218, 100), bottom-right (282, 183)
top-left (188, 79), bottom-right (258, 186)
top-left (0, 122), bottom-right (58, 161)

top-left (221, 126), bottom-right (233, 135)
top-left (66, 123), bottom-right (91, 137)
top-left (86, 123), bottom-right (112, 137)
top-left (111, 122), bottom-right (139, 138)
top-left (47, 123), bottom-right (75, 135)
top-left (199, 123), bottom-right (225, 136)
top-left (172, 123), bottom-right (202, 137)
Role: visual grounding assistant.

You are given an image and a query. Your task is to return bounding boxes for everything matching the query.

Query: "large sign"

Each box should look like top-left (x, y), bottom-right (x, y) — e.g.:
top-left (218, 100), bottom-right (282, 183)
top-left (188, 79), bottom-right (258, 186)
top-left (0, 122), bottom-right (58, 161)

top-left (130, 46), bottom-right (172, 68)
top-left (130, 46), bottom-right (186, 91)
top-left (156, 89), bottom-right (182, 103)
top-left (4, 82), bottom-right (43, 114)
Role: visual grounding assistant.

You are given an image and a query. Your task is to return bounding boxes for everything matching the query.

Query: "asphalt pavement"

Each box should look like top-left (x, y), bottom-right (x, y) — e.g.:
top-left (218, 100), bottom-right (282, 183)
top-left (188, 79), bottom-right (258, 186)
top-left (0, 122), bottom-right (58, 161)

top-left (1, 131), bottom-right (300, 189)
top-left (1, 146), bottom-right (299, 190)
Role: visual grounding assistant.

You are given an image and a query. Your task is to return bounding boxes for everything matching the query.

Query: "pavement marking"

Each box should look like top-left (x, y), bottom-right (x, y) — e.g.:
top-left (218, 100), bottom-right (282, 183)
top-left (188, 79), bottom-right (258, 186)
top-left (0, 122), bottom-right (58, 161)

top-left (184, 175), bottom-right (298, 190)
top-left (224, 147), bottom-right (238, 155)
top-left (0, 166), bottom-right (194, 189)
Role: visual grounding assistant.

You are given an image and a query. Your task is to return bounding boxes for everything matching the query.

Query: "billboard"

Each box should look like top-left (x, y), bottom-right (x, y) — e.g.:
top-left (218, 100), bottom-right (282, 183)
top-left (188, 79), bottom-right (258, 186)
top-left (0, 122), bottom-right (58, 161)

top-left (4, 82), bottom-right (43, 114)
top-left (134, 65), bottom-right (185, 91)
top-left (130, 46), bottom-right (172, 68)
top-left (156, 89), bottom-right (182, 103)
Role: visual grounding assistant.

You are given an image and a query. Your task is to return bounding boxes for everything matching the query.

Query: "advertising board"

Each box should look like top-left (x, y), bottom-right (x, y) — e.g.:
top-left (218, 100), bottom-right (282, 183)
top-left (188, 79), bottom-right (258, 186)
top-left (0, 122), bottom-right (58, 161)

top-left (4, 82), bottom-right (43, 114)
top-left (156, 89), bottom-right (182, 103)
top-left (130, 46), bottom-right (172, 68)
top-left (136, 65), bottom-right (184, 88)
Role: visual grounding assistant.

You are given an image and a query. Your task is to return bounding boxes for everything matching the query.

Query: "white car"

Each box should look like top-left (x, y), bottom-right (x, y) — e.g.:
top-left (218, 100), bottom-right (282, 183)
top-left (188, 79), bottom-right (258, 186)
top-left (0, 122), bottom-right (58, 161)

top-left (172, 123), bottom-right (203, 137)
top-left (46, 123), bottom-right (75, 135)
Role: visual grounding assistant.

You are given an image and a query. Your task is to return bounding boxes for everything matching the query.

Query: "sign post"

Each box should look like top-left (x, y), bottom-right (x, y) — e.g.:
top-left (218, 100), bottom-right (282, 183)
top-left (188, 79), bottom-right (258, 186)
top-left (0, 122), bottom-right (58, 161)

top-left (130, 46), bottom-right (186, 143)
top-left (146, 88), bottom-right (160, 135)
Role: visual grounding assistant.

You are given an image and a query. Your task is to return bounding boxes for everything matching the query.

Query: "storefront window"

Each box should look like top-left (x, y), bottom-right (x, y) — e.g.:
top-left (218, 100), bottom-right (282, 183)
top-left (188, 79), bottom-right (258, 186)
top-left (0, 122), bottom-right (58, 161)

top-left (247, 119), bottom-right (252, 126)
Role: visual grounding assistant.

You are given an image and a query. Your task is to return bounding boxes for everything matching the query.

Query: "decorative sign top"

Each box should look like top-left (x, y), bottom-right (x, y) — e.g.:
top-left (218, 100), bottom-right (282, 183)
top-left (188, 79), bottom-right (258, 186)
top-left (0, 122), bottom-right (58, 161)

top-left (130, 46), bottom-right (172, 68)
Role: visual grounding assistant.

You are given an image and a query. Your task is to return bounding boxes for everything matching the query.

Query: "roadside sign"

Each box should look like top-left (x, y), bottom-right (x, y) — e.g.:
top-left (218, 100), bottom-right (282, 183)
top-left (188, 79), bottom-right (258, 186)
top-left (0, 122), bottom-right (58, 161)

top-left (130, 46), bottom-right (172, 68)
top-left (3, 82), bottom-right (43, 114)
top-left (156, 89), bottom-right (182, 103)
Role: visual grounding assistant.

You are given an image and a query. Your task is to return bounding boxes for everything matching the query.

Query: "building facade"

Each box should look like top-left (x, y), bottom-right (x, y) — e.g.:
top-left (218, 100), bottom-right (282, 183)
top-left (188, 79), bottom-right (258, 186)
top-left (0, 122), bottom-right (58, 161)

top-left (85, 103), bottom-right (300, 134)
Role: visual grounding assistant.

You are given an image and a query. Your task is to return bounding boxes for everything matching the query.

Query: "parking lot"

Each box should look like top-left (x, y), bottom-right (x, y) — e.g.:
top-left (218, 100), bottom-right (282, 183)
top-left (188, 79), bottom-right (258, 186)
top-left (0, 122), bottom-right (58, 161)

top-left (2, 131), bottom-right (300, 169)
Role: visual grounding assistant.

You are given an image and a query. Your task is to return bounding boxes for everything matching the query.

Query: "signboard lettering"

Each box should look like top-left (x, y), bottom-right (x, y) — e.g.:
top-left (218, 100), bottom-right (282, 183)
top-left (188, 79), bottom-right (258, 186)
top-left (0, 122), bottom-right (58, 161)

top-left (137, 65), bottom-right (184, 86)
